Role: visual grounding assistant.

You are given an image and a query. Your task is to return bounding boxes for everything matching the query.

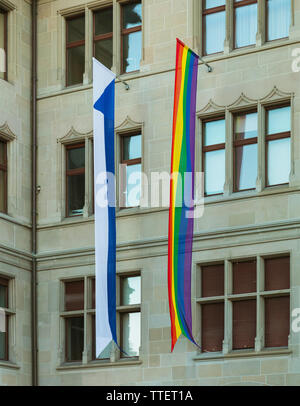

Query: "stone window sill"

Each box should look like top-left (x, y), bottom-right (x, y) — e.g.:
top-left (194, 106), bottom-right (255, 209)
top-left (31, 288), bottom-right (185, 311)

top-left (0, 361), bottom-right (20, 369)
top-left (194, 348), bottom-right (291, 362)
top-left (57, 359), bottom-right (142, 371)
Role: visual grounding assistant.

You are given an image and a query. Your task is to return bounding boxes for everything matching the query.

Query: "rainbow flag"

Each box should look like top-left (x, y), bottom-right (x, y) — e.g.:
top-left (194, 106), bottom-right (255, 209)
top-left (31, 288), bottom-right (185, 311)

top-left (168, 39), bottom-right (199, 351)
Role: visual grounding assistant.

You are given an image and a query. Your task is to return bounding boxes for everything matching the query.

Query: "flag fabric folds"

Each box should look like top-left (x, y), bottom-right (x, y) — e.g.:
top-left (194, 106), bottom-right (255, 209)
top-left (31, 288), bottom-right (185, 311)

top-left (168, 39), bottom-right (199, 351)
top-left (93, 57), bottom-right (117, 358)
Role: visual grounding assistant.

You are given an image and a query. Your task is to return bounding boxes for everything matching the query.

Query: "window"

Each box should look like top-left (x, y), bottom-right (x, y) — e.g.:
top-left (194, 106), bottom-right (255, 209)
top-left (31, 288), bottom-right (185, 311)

top-left (0, 140), bottom-right (7, 213)
top-left (233, 111), bottom-right (258, 191)
top-left (66, 143), bottom-right (85, 217)
top-left (118, 274), bottom-right (141, 358)
top-left (197, 256), bottom-right (290, 354)
top-left (121, 1), bottom-right (142, 73)
top-left (66, 14), bottom-right (85, 87)
top-left (267, 0), bottom-right (291, 41)
top-left (0, 8), bottom-right (7, 81)
top-left (120, 132), bottom-right (142, 208)
top-left (93, 7), bottom-right (113, 70)
top-left (0, 277), bottom-right (9, 361)
top-left (202, 117), bottom-right (225, 196)
top-left (234, 0), bottom-right (257, 48)
top-left (202, 0), bottom-right (226, 55)
top-left (266, 105), bottom-right (291, 186)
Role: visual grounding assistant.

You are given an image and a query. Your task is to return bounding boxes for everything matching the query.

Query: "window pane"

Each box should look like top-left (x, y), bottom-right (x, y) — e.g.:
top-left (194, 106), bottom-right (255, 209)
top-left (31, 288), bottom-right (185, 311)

top-left (267, 106), bottom-right (290, 135)
top-left (123, 135), bottom-right (141, 160)
top-left (235, 143), bottom-right (257, 190)
top-left (67, 173), bottom-right (85, 216)
top-left (67, 45), bottom-right (85, 86)
top-left (204, 149), bottom-right (225, 195)
top-left (67, 15), bottom-right (85, 43)
top-left (265, 296), bottom-right (289, 347)
top-left (67, 146), bottom-right (85, 170)
top-left (201, 264), bottom-right (224, 297)
top-left (235, 4), bottom-right (257, 48)
top-left (122, 276), bottom-right (141, 306)
top-left (66, 317), bottom-right (84, 362)
top-left (204, 119), bottom-right (225, 146)
top-left (201, 302), bottom-right (224, 352)
top-left (0, 283), bottom-right (7, 308)
top-left (122, 30), bottom-right (142, 73)
top-left (205, 0), bottom-right (225, 8)
top-left (0, 141), bottom-right (6, 165)
top-left (267, 138), bottom-right (290, 185)
top-left (0, 170), bottom-right (6, 213)
top-left (122, 2), bottom-right (142, 29)
top-left (0, 329), bottom-right (6, 360)
top-left (91, 278), bottom-right (95, 309)
top-left (126, 163), bottom-right (141, 207)
top-left (233, 300), bottom-right (256, 350)
top-left (204, 11), bottom-right (225, 54)
top-left (232, 260), bottom-right (256, 294)
top-left (235, 113), bottom-right (257, 140)
top-left (65, 280), bottom-right (84, 311)
top-left (267, 0), bottom-right (291, 41)
top-left (94, 38), bottom-right (113, 70)
top-left (122, 312), bottom-right (141, 357)
top-left (94, 8), bottom-right (113, 36)
top-left (0, 11), bottom-right (5, 80)
top-left (265, 257), bottom-right (290, 291)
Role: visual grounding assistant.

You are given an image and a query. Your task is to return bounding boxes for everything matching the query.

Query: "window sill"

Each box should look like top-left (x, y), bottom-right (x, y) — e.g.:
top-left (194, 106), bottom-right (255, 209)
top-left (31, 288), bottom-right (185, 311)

top-left (194, 348), bottom-right (292, 362)
top-left (57, 359), bottom-right (142, 371)
top-left (0, 360), bottom-right (20, 369)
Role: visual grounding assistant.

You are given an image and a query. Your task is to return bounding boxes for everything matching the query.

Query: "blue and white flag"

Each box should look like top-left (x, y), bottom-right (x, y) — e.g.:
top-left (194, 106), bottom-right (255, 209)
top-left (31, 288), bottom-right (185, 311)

top-left (93, 57), bottom-right (117, 358)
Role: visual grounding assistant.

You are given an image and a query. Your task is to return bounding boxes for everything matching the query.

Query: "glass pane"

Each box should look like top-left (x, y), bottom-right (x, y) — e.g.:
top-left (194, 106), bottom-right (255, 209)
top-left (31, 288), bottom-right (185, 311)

top-left (235, 4), bottom-right (257, 48)
top-left (233, 300), bottom-right (256, 349)
top-left (94, 8), bottom-right (113, 36)
top-left (122, 2), bottom-right (142, 29)
top-left (232, 261), bottom-right (257, 294)
top-left (67, 147), bottom-right (85, 170)
top-left (122, 312), bottom-right (141, 357)
top-left (204, 119), bottom-right (225, 146)
top-left (267, 0), bottom-right (291, 41)
top-left (205, 0), bottom-right (225, 8)
top-left (0, 12), bottom-right (4, 50)
top-left (0, 170), bottom-right (6, 213)
top-left (0, 141), bottom-right (6, 165)
top-left (201, 264), bottom-right (224, 297)
top-left (67, 15), bottom-right (85, 43)
top-left (126, 163), bottom-right (141, 207)
top-left (67, 45), bottom-right (85, 86)
top-left (0, 284), bottom-right (7, 308)
top-left (122, 276), bottom-right (141, 305)
top-left (235, 143), bottom-right (257, 190)
top-left (66, 317), bottom-right (84, 362)
top-left (235, 113), bottom-right (257, 140)
top-left (205, 11), bottom-right (225, 54)
top-left (204, 149), bottom-right (225, 195)
top-left (267, 138), bottom-right (290, 185)
top-left (67, 173), bottom-right (85, 216)
top-left (122, 30), bottom-right (142, 73)
top-left (268, 106), bottom-right (290, 135)
top-left (94, 38), bottom-right (113, 70)
top-left (201, 302), bottom-right (224, 352)
top-left (0, 330), bottom-right (6, 360)
top-left (65, 280), bottom-right (84, 311)
top-left (123, 135), bottom-right (141, 160)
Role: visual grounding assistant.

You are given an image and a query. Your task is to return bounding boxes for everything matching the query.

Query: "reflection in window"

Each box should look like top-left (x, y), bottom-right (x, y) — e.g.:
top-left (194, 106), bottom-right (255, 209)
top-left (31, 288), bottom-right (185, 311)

top-left (121, 2), bottom-right (142, 73)
top-left (266, 106), bottom-right (291, 186)
top-left (66, 144), bottom-right (85, 217)
top-left (120, 133), bottom-right (142, 208)
top-left (66, 15), bottom-right (85, 86)
top-left (65, 317), bottom-right (84, 362)
top-left (234, 112), bottom-right (258, 191)
top-left (0, 9), bottom-right (7, 81)
top-left (0, 278), bottom-right (8, 361)
top-left (202, 0), bottom-right (225, 55)
top-left (267, 0), bottom-right (291, 41)
top-left (234, 0), bottom-right (257, 48)
top-left (203, 118), bottom-right (225, 195)
top-left (93, 7), bottom-right (113, 69)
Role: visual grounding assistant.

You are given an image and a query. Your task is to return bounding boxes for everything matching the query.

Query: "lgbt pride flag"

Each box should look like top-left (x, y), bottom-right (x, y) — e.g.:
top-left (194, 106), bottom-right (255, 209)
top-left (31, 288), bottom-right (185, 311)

top-left (168, 39), bottom-right (199, 351)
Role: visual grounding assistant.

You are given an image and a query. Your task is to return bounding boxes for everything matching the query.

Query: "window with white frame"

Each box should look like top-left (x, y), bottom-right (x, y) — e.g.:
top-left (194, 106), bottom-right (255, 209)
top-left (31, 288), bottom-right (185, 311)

top-left (197, 255), bottom-right (290, 354)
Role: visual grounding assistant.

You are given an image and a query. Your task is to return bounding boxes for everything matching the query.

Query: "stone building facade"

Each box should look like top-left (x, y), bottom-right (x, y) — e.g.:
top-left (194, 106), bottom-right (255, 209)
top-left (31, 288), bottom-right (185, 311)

top-left (0, 0), bottom-right (300, 386)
